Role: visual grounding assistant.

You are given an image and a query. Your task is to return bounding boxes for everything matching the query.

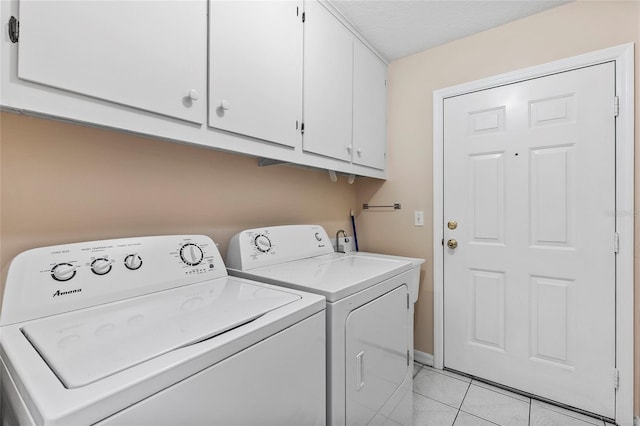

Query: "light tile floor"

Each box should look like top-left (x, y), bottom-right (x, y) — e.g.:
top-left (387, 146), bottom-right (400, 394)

top-left (412, 363), bottom-right (616, 426)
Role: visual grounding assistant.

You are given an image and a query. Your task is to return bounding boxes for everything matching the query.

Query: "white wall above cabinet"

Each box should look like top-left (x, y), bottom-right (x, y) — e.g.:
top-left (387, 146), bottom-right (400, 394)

top-left (0, 0), bottom-right (387, 179)
top-left (17, 0), bottom-right (206, 124)
top-left (209, 1), bottom-right (303, 148)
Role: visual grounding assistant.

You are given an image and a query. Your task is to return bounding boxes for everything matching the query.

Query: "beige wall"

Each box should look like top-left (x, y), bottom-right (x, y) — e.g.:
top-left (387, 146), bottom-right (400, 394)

top-left (0, 112), bottom-right (357, 288)
top-left (356, 0), bottom-right (640, 416)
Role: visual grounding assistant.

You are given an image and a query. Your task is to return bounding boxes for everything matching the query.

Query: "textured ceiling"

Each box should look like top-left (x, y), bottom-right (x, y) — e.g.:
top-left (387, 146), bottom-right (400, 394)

top-left (329, 0), bottom-right (570, 61)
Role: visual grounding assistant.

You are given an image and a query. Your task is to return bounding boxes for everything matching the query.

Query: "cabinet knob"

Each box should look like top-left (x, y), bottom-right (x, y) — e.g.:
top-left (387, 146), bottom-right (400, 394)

top-left (356, 147), bottom-right (362, 156)
top-left (346, 145), bottom-right (353, 153)
top-left (220, 99), bottom-right (231, 111)
top-left (188, 89), bottom-right (199, 101)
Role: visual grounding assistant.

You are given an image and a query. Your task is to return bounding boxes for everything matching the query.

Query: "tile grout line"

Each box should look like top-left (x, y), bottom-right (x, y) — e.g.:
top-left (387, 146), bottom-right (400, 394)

top-left (452, 380), bottom-right (473, 426)
top-left (457, 409), bottom-right (503, 426)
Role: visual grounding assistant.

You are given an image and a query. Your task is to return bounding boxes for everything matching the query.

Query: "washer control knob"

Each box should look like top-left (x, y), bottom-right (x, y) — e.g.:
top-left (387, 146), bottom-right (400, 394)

top-left (180, 243), bottom-right (204, 266)
top-left (315, 233), bottom-right (323, 242)
top-left (51, 263), bottom-right (77, 282)
top-left (91, 258), bottom-right (113, 275)
top-left (124, 254), bottom-right (143, 270)
top-left (254, 234), bottom-right (272, 253)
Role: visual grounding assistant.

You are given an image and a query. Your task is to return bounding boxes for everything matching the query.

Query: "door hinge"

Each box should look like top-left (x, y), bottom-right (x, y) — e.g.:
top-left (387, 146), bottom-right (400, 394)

top-left (614, 232), bottom-right (620, 253)
top-left (302, 11), bottom-right (305, 22)
top-left (300, 122), bottom-right (305, 134)
top-left (614, 96), bottom-right (620, 117)
top-left (614, 368), bottom-right (619, 390)
top-left (8, 16), bottom-right (19, 43)
top-left (407, 350), bottom-right (410, 366)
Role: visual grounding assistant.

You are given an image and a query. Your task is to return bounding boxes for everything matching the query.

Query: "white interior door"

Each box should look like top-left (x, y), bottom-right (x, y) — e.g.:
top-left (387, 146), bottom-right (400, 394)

top-left (443, 62), bottom-right (616, 418)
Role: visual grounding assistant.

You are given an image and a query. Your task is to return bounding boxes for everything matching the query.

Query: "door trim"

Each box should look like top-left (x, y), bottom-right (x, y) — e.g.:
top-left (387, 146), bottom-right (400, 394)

top-left (432, 43), bottom-right (634, 425)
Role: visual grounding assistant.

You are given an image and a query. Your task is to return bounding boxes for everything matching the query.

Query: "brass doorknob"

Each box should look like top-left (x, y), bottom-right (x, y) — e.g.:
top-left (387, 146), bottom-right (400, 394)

top-left (447, 220), bottom-right (458, 230)
top-left (447, 239), bottom-right (458, 249)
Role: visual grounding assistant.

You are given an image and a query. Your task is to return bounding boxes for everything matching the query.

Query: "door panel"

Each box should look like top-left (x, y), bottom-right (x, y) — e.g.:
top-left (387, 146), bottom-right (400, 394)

top-left (352, 40), bottom-right (387, 170)
top-left (345, 285), bottom-right (408, 426)
top-left (18, 0), bottom-right (206, 123)
top-left (209, 1), bottom-right (302, 147)
top-left (443, 62), bottom-right (615, 418)
top-left (302, 0), bottom-right (353, 162)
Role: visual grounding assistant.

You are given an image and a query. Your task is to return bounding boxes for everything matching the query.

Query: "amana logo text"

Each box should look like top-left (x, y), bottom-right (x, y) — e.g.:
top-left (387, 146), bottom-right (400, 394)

top-left (53, 288), bottom-right (82, 298)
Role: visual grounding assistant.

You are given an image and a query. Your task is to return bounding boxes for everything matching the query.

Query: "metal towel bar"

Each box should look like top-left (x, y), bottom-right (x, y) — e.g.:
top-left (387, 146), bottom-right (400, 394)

top-left (362, 203), bottom-right (401, 210)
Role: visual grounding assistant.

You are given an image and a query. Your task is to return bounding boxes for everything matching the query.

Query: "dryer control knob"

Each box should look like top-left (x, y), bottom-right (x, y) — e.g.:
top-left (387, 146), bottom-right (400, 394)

top-left (51, 263), bottom-right (77, 282)
top-left (124, 254), bottom-right (143, 270)
top-left (180, 243), bottom-right (204, 266)
top-left (91, 258), bottom-right (113, 275)
top-left (254, 235), bottom-right (272, 253)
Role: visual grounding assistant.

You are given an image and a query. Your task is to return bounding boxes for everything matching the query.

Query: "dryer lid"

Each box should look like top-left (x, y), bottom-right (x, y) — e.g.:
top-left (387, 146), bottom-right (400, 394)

top-left (235, 254), bottom-right (412, 302)
top-left (21, 277), bottom-right (299, 389)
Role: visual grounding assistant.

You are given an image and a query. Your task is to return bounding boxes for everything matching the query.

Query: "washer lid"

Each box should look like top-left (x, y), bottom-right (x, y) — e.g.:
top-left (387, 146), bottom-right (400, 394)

top-left (21, 278), bottom-right (300, 389)
top-left (233, 254), bottom-right (412, 302)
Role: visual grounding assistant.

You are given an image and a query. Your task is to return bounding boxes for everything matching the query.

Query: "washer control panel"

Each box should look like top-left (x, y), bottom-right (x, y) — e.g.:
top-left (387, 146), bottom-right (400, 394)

top-left (1, 235), bottom-right (225, 326)
top-left (226, 225), bottom-right (334, 271)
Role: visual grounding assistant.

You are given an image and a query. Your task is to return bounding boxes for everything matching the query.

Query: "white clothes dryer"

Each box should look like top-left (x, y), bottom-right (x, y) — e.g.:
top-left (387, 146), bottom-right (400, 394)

top-left (226, 225), bottom-right (424, 426)
top-left (0, 235), bottom-right (326, 426)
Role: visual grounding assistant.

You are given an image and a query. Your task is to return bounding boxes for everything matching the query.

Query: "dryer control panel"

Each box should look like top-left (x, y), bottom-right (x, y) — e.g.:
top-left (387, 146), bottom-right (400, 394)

top-left (1, 235), bottom-right (225, 325)
top-left (226, 225), bottom-right (334, 270)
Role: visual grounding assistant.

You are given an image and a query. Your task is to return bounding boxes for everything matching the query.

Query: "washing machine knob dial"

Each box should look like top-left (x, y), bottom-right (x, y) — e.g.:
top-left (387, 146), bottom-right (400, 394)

top-left (254, 235), bottom-right (272, 253)
top-left (124, 254), bottom-right (143, 270)
top-left (51, 263), bottom-right (77, 281)
top-left (180, 243), bottom-right (204, 266)
top-left (91, 258), bottom-right (113, 275)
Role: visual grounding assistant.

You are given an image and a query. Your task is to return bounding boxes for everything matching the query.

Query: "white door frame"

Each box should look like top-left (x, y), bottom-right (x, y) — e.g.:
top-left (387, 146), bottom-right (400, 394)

top-left (433, 43), bottom-right (634, 425)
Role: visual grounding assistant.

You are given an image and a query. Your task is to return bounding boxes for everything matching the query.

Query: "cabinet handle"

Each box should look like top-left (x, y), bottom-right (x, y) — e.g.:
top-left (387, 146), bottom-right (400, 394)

top-left (188, 89), bottom-right (199, 101)
top-left (356, 147), bottom-right (362, 156)
top-left (220, 99), bottom-right (231, 111)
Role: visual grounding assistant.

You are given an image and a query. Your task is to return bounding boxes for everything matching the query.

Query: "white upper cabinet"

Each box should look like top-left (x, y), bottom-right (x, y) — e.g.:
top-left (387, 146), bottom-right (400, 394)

top-left (302, 0), bottom-right (354, 163)
top-left (209, 1), bottom-right (303, 148)
top-left (352, 40), bottom-right (387, 170)
top-left (303, 0), bottom-right (387, 170)
top-left (16, 0), bottom-right (207, 123)
top-left (1, 0), bottom-right (388, 178)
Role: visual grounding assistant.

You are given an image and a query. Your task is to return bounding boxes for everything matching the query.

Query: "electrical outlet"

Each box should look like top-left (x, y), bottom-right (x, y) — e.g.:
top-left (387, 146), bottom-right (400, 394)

top-left (414, 211), bottom-right (424, 227)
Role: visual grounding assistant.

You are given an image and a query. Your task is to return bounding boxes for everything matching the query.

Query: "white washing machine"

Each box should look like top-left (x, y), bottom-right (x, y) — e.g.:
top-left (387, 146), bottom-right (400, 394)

top-left (226, 225), bottom-right (424, 426)
top-left (0, 235), bottom-right (326, 426)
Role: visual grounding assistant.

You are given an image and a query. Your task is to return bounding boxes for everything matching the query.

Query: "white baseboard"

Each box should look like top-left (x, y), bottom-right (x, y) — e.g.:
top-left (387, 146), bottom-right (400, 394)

top-left (414, 350), bottom-right (434, 367)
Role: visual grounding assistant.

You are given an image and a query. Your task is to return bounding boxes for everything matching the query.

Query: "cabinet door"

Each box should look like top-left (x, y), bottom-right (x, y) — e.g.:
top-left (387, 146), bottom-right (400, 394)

top-left (17, 0), bottom-right (206, 123)
top-left (209, 1), bottom-right (302, 148)
top-left (352, 41), bottom-right (387, 170)
top-left (302, 0), bottom-right (353, 162)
